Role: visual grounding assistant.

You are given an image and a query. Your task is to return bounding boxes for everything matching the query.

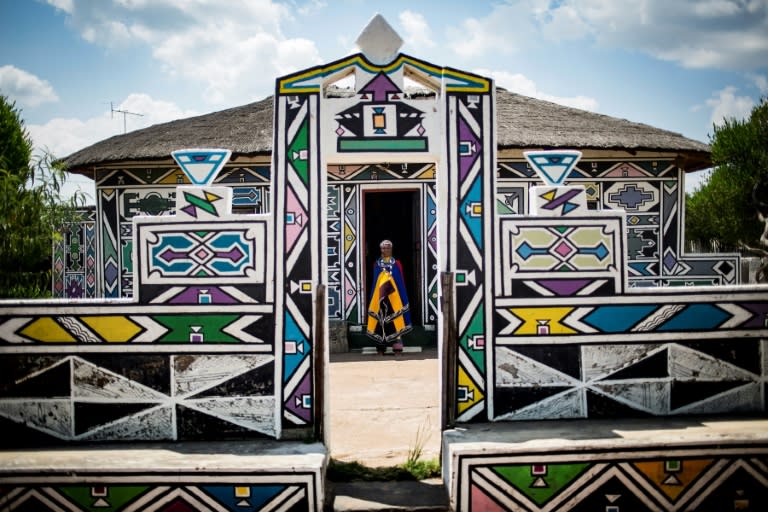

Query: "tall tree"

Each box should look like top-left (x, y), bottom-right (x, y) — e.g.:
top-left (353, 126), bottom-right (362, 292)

top-left (0, 95), bottom-right (84, 297)
top-left (686, 98), bottom-right (768, 282)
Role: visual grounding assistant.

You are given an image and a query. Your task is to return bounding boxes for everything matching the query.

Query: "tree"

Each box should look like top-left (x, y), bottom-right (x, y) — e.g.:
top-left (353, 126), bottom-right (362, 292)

top-left (686, 97), bottom-right (768, 282)
top-left (0, 95), bottom-right (84, 297)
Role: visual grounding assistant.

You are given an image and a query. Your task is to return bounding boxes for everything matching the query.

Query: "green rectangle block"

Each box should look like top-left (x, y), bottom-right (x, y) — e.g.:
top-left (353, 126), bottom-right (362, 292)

top-left (338, 138), bottom-right (428, 152)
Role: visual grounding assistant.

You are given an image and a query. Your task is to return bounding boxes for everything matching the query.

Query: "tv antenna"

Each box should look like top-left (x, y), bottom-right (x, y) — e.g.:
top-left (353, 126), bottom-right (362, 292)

top-left (110, 102), bottom-right (143, 134)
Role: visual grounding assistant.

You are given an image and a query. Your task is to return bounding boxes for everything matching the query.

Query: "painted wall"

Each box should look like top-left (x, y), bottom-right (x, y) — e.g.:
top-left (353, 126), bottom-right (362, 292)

top-left (59, 157), bottom-right (740, 304)
top-left (326, 164), bottom-right (439, 326)
top-left (479, 153), bottom-right (768, 422)
top-left (452, 443), bottom-right (768, 511)
top-left (497, 157), bottom-right (741, 287)
top-left (52, 207), bottom-right (98, 298)
top-left (95, 164), bottom-right (270, 299)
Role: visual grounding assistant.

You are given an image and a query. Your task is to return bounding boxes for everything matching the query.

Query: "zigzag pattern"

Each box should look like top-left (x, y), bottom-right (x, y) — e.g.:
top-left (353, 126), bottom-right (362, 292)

top-left (493, 338), bottom-right (766, 420)
top-left (0, 354), bottom-right (276, 443)
top-left (452, 93), bottom-right (491, 421)
top-left (0, 310), bottom-right (272, 344)
top-left (279, 95), bottom-right (315, 427)
top-left (461, 451), bottom-right (768, 511)
top-left (0, 481), bottom-right (315, 511)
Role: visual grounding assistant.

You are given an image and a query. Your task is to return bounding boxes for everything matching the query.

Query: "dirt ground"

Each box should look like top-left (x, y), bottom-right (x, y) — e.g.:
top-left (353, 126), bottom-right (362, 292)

top-left (328, 348), bottom-right (441, 468)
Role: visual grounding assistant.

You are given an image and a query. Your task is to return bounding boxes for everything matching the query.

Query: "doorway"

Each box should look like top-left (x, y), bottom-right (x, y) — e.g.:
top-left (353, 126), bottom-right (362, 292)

top-left (362, 190), bottom-right (422, 326)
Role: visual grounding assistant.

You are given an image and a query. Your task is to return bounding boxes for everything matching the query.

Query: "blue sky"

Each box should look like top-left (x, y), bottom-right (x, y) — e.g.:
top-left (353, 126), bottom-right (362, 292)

top-left (1, 0), bottom-right (767, 203)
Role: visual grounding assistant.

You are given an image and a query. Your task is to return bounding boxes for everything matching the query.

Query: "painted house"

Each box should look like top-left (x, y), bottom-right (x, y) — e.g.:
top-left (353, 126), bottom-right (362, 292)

top-left (58, 60), bottom-right (739, 329)
top-left (3, 15), bottom-right (768, 511)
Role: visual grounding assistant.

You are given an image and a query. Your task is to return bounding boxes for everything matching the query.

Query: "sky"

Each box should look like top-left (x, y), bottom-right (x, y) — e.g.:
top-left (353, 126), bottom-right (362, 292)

top-left (1, 0), bottom-right (767, 204)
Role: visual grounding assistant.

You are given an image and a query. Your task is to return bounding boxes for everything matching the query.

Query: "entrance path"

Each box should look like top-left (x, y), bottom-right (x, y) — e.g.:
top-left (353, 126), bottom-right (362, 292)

top-left (328, 348), bottom-right (441, 468)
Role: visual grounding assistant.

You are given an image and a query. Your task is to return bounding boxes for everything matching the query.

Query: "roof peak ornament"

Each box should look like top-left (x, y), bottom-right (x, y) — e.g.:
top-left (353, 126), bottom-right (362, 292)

top-left (355, 13), bottom-right (403, 65)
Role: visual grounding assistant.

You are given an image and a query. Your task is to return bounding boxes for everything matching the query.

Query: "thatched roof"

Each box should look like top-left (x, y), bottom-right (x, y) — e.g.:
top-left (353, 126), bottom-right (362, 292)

top-left (63, 89), bottom-right (710, 173)
top-left (63, 96), bottom-right (274, 171)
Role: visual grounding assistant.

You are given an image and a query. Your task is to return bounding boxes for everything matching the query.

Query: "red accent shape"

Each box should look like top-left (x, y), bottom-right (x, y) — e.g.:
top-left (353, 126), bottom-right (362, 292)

top-left (471, 483), bottom-right (507, 511)
top-left (159, 497), bottom-right (197, 511)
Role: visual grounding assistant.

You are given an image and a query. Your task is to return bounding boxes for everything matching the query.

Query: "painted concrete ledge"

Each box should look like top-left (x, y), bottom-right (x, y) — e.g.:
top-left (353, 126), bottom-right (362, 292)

top-left (443, 416), bottom-right (768, 511)
top-left (0, 440), bottom-right (327, 511)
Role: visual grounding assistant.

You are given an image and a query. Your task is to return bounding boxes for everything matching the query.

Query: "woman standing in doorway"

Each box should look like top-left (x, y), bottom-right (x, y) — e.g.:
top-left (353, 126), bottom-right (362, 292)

top-left (366, 240), bottom-right (412, 355)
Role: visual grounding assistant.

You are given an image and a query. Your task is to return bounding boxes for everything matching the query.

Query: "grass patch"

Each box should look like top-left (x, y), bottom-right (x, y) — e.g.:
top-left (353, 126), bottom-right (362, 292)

top-left (327, 458), bottom-right (441, 482)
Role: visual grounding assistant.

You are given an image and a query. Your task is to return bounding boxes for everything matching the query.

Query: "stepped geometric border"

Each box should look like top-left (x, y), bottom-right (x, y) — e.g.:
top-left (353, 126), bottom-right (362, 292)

top-left (0, 473), bottom-right (321, 512)
top-left (454, 445), bottom-right (768, 511)
top-left (0, 303), bottom-right (275, 346)
top-left (493, 291), bottom-right (768, 346)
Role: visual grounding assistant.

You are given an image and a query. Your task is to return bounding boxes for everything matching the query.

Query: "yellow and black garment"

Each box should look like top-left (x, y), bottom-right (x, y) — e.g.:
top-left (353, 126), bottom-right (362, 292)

top-left (366, 257), bottom-right (412, 344)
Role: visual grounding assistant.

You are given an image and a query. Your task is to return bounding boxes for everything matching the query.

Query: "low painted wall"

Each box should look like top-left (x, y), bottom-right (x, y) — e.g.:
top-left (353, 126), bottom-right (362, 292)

top-left (491, 286), bottom-right (768, 420)
top-left (446, 420), bottom-right (768, 511)
top-left (0, 151), bottom-right (325, 510)
top-left (0, 301), bottom-right (278, 445)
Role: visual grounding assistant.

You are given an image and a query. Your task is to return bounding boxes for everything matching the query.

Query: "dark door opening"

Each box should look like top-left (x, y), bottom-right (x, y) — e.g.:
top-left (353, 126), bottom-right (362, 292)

top-left (363, 190), bottom-right (421, 326)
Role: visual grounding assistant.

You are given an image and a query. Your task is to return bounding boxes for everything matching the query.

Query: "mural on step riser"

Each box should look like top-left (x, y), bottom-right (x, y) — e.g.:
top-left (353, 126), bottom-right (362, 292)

top-left (455, 447), bottom-right (768, 511)
top-left (0, 474), bottom-right (321, 511)
top-left (487, 151), bottom-right (768, 422)
top-left (95, 166), bottom-right (270, 299)
top-left (497, 159), bottom-right (740, 286)
top-left (52, 208), bottom-right (98, 298)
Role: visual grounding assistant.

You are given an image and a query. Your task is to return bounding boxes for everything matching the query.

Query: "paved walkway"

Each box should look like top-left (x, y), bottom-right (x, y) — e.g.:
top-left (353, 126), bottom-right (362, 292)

top-left (328, 348), bottom-right (441, 468)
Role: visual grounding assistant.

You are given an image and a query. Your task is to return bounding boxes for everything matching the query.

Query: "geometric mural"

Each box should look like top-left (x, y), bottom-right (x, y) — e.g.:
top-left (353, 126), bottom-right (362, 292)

top-left (325, 173), bottom-right (438, 326)
top-left (0, 353), bottom-right (275, 444)
top-left (494, 338), bottom-right (767, 420)
top-left (277, 13), bottom-right (496, 426)
top-left (52, 207), bottom-right (98, 299)
top-left (491, 151), bottom-right (768, 422)
top-left (0, 474), bottom-right (321, 511)
top-left (497, 159), bottom-right (742, 286)
top-left (95, 165), bottom-right (271, 299)
top-left (453, 446), bottom-right (768, 511)
top-left (499, 215), bottom-right (626, 298)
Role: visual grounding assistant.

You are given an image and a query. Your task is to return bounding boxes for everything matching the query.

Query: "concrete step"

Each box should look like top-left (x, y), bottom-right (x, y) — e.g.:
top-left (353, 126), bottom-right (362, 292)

top-left (328, 479), bottom-right (449, 511)
top-left (0, 440), bottom-right (328, 511)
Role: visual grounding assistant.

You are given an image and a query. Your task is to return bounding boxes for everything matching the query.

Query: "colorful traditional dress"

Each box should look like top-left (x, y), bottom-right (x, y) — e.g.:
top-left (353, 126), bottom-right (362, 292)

top-left (366, 256), bottom-right (412, 352)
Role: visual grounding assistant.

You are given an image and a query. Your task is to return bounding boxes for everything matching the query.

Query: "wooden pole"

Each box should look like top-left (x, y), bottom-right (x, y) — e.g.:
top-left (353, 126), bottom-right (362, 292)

top-left (441, 272), bottom-right (457, 429)
top-left (314, 284), bottom-right (326, 443)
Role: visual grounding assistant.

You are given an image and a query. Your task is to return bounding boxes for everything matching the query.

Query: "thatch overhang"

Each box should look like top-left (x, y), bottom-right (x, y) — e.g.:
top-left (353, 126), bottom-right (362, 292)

top-left (63, 89), bottom-right (711, 178)
top-left (495, 91), bottom-right (711, 171)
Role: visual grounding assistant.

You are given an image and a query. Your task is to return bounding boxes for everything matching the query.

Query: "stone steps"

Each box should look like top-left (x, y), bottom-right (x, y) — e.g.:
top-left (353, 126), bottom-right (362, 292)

top-left (327, 479), bottom-right (449, 511)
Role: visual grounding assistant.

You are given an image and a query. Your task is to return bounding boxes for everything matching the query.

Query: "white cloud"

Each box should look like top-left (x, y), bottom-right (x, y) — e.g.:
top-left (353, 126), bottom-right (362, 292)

top-left (0, 65), bottom-right (59, 108)
top-left (561, 0), bottom-right (768, 70)
top-left (46, 0), bottom-right (73, 14)
top-left (47, 0), bottom-right (323, 106)
top-left (685, 168), bottom-right (712, 194)
top-left (477, 69), bottom-right (600, 111)
top-left (446, 0), bottom-right (768, 72)
top-left (705, 86), bottom-right (754, 127)
top-left (398, 10), bottom-right (435, 49)
top-left (748, 72), bottom-right (768, 93)
top-left (28, 92), bottom-right (198, 203)
top-left (28, 93), bottom-right (197, 159)
top-left (444, 1), bottom-right (549, 59)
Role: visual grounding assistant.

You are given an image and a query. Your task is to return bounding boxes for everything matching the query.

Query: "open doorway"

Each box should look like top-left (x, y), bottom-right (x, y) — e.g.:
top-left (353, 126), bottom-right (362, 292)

top-left (327, 187), bottom-right (440, 468)
top-left (362, 189), bottom-right (422, 326)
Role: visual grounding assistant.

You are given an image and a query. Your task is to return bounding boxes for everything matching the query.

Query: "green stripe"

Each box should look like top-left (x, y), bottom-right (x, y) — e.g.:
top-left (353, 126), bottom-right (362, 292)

top-left (339, 138), bottom-right (427, 152)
